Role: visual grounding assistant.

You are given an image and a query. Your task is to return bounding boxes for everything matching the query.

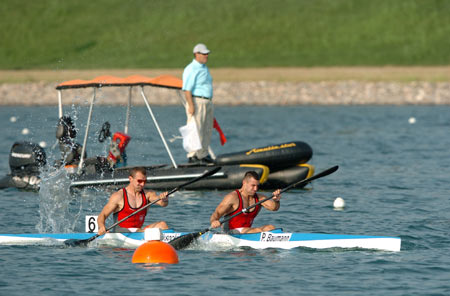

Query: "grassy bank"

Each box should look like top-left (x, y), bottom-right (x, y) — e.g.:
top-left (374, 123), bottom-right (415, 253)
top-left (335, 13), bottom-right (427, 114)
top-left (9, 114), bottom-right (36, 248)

top-left (1, 0), bottom-right (450, 70)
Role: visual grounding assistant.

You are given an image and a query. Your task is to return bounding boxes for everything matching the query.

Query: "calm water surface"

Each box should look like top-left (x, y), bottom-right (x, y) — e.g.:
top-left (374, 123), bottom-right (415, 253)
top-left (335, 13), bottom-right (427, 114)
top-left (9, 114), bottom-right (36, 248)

top-left (0, 105), bottom-right (449, 295)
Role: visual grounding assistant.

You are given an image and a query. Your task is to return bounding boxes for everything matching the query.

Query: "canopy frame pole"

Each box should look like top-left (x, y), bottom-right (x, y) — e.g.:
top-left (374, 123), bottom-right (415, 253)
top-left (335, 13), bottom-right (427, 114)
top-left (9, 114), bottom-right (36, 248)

top-left (58, 90), bottom-right (63, 118)
top-left (78, 87), bottom-right (96, 174)
top-left (52, 90), bottom-right (65, 150)
top-left (140, 86), bottom-right (178, 168)
top-left (124, 86), bottom-right (132, 134)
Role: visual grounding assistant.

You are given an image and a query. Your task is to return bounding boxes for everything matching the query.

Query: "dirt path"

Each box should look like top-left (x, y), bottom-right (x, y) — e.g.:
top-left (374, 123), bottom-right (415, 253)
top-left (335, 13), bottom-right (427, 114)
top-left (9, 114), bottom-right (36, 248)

top-left (1, 66), bottom-right (450, 83)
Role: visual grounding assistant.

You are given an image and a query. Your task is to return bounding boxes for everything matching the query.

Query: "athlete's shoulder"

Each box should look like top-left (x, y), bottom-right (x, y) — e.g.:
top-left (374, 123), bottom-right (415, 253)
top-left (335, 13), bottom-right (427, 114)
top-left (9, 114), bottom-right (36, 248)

top-left (223, 190), bottom-right (239, 202)
top-left (111, 188), bottom-right (124, 197)
top-left (108, 189), bottom-right (124, 204)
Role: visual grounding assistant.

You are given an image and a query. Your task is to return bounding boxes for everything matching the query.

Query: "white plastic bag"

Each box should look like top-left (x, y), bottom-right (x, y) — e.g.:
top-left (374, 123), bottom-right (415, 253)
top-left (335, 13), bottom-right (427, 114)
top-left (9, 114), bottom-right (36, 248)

top-left (179, 120), bottom-right (202, 152)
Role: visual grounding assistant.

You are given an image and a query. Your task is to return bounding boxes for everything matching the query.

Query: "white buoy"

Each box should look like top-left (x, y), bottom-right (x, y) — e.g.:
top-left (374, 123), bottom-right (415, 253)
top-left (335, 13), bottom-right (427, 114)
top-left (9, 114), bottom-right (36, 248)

top-left (39, 141), bottom-right (47, 148)
top-left (408, 117), bottom-right (416, 124)
top-left (21, 128), bottom-right (30, 135)
top-left (333, 197), bottom-right (345, 209)
top-left (10, 116), bottom-right (17, 123)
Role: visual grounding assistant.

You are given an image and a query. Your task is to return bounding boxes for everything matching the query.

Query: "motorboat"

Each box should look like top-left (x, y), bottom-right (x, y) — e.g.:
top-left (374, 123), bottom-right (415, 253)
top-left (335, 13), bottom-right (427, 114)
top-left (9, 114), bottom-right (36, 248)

top-left (0, 75), bottom-right (315, 191)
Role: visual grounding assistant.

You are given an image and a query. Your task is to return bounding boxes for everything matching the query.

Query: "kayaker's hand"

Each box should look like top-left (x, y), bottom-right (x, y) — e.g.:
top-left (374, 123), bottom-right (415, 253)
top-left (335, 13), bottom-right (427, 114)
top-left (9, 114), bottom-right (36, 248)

top-left (98, 226), bottom-right (107, 236)
top-left (272, 189), bottom-right (281, 202)
top-left (211, 220), bottom-right (221, 229)
top-left (160, 191), bottom-right (169, 202)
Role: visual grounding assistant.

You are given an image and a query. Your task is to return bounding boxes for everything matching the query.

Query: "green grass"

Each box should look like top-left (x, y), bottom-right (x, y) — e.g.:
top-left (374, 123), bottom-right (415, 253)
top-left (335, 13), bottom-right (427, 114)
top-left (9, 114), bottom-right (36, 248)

top-left (1, 0), bottom-right (450, 69)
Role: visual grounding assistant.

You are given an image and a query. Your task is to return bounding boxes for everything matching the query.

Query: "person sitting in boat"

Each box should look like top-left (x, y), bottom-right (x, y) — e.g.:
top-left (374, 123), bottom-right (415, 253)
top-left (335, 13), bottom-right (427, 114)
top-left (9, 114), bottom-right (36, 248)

top-left (97, 167), bottom-right (169, 235)
top-left (55, 116), bottom-right (84, 166)
top-left (210, 171), bottom-right (282, 234)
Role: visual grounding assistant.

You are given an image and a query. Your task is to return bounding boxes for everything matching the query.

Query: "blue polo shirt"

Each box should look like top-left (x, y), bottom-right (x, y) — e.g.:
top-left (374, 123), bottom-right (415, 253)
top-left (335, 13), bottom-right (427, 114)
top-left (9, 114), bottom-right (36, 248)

top-left (182, 59), bottom-right (213, 99)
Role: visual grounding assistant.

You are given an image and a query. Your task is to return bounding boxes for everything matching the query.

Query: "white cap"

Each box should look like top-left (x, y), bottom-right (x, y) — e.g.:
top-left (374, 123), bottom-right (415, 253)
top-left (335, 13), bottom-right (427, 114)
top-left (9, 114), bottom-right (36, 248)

top-left (193, 43), bottom-right (210, 54)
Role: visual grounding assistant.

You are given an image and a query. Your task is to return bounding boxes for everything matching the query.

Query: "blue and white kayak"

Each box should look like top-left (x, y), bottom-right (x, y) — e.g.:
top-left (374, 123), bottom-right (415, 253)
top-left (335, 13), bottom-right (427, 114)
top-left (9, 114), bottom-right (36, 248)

top-left (0, 229), bottom-right (401, 252)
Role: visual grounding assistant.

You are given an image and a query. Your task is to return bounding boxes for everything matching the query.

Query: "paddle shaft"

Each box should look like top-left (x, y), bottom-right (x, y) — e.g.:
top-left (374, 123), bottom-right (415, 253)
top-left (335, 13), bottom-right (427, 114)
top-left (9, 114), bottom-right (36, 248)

top-left (169, 165), bottom-right (339, 249)
top-left (66, 167), bottom-right (221, 246)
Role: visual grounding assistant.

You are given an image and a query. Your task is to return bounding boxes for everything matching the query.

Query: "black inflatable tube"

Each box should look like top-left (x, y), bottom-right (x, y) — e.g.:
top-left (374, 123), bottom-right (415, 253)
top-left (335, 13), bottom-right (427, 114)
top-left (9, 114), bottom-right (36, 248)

top-left (214, 141), bottom-right (313, 171)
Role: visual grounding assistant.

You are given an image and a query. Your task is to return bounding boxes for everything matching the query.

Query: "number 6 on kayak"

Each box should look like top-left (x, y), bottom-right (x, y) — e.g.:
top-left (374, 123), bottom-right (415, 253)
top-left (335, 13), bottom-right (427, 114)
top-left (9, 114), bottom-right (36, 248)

top-left (85, 216), bottom-right (98, 233)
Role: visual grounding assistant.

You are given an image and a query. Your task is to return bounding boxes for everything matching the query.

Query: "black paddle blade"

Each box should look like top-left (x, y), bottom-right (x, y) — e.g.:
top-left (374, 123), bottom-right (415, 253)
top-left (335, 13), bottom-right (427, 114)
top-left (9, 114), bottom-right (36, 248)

top-left (64, 239), bottom-right (89, 247)
top-left (169, 229), bottom-right (208, 250)
top-left (64, 235), bottom-right (98, 247)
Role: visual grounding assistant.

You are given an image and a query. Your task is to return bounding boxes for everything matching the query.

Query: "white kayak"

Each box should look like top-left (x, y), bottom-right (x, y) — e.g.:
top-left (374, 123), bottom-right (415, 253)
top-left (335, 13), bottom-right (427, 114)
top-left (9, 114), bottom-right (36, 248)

top-left (0, 229), bottom-right (401, 252)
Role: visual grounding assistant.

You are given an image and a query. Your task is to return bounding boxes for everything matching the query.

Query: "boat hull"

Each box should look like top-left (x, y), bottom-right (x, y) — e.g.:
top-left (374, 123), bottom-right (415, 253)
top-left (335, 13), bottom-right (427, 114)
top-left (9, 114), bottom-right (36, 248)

top-left (0, 174), bottom-right (41, 191)
top-left (1, 141), bottom-right (315, 191)
top-left (0, 229), bottom-right (401, 252)
top-left (71, 164), bottom-right (261, 191)
top-left (70, 163), bottom-right (312, 191)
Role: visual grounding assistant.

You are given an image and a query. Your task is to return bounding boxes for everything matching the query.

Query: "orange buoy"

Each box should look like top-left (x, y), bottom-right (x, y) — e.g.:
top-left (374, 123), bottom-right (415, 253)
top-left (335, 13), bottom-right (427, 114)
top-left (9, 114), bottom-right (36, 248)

top-left (132, 240), bottom-right (179, 264)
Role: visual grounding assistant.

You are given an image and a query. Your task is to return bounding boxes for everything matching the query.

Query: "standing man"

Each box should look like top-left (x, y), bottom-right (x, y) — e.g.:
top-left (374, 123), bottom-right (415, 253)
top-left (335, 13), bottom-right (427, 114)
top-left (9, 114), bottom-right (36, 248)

top-left (182, 43), bottom-right (214, 164)
top-left (97, 167), bottom-right (169, 235)
top-left (210, 171), bottom-right (282, 234)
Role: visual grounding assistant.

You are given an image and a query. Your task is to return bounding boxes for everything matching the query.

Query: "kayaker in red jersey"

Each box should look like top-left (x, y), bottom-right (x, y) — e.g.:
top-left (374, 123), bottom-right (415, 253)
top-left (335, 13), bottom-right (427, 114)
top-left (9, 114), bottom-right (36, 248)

top-left (97, 167), bottom-right (169, 235)
top-left (210, 171), bottom-right (282, 234)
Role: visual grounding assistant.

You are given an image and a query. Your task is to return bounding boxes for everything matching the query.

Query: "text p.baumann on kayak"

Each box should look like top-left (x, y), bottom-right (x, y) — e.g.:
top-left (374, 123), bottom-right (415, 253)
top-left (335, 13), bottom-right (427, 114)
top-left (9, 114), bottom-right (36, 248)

top-left (260, 232), bottom-right (292, 242)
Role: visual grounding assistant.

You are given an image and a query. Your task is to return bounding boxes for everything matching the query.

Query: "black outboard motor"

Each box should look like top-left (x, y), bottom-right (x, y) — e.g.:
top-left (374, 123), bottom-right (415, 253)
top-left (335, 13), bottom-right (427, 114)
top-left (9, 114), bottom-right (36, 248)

top-left (9, 142), bottom-right (47, 176)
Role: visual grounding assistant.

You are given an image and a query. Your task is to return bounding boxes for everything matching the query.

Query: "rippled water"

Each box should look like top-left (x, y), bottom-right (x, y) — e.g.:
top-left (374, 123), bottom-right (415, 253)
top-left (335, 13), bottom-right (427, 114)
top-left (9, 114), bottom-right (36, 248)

top-left (1, 105), bottom-right (449, 295)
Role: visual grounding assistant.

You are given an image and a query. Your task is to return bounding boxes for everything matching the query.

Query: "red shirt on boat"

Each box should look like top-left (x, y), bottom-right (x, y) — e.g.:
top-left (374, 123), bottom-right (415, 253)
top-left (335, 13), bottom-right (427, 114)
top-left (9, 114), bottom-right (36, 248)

top-left (224, 189), bottom-right (261, 230)
top-left (114, 188), bottom-right (148, 228)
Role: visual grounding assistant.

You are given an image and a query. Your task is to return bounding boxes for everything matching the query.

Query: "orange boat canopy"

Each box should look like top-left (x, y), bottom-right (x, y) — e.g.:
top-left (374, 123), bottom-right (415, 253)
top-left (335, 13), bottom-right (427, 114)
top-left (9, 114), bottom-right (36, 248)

top-left (56, 74), bottom-right (182, 90)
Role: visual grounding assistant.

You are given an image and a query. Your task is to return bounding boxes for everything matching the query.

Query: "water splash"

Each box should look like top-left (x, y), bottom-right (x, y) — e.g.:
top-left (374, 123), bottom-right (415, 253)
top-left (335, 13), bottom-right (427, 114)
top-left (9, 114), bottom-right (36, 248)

top-left (35, 107), bottom-right (111, 234)
top-left (36, 166), bottom-right (81, 233)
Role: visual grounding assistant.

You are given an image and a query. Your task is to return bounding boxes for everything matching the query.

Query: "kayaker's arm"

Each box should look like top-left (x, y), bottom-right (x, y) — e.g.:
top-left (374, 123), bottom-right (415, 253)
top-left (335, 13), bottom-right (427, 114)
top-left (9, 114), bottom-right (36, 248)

top-left (147, 191), bottom-right (169, 207)
top-left (97, 192), bottom-right (122, 236)
top-left (210, 193), bottom-right (237, 228)
top-left (260, 189), bottom-right (281, 211)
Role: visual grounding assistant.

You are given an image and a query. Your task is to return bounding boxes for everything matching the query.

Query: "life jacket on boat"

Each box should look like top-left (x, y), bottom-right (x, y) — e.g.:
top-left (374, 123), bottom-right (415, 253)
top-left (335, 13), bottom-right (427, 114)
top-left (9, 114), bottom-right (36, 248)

top-left (113, 188), bottom-right (148, 228)
top-left (107, 132), bottom-right (131, 167)
top-left (224, 190), bottom-right (261, 231)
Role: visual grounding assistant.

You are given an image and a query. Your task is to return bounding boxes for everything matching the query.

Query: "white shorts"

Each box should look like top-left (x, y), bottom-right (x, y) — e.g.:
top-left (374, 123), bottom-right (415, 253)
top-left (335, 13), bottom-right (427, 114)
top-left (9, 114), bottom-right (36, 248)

top-left (230, 227), bottom-right (244, 234)
top-left (114, 227), bottom-right (139, 233)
